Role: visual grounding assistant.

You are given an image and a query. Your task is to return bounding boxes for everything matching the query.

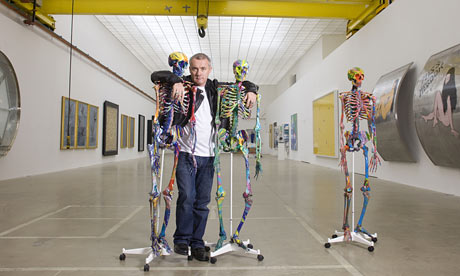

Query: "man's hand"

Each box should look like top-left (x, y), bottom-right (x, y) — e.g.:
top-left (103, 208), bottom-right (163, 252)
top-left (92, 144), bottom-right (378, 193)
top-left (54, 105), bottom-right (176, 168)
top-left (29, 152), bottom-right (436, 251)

top-left (244, 92), bottom-right (257, 109)
top-left (172, 82), bottom-right (185, 103)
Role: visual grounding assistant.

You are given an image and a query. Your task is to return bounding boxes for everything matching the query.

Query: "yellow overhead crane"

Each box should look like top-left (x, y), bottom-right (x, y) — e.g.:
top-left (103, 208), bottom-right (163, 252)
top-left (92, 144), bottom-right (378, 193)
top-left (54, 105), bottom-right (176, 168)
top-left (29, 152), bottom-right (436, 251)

top-left (5, 0), bottom-right (391, 37)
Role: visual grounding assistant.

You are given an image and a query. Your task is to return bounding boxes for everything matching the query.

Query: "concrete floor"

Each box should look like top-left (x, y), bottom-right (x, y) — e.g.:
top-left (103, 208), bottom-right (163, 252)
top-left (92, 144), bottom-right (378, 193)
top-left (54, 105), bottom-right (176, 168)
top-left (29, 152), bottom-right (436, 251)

top-left (0, 154), bottom-right (459, 275)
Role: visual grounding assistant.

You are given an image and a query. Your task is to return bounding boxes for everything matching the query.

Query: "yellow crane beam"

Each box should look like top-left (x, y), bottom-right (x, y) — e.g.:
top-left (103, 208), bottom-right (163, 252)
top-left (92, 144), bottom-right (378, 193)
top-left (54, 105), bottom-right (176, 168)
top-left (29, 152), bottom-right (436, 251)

top-left (10, 0), bottom-right (56, 29)
top-left (346, 0), bottom-right (389, 37)
top-left (40, 0), bottom-right (373, 19)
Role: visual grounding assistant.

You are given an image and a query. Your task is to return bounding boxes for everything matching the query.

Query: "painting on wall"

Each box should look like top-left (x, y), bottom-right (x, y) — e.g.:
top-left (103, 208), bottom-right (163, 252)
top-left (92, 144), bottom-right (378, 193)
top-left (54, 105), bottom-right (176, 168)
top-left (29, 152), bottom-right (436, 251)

top-left (61, 97), bottom-right (99, 150)
top-left (76, 101), bottom-right (88, 149)
top-left (147, 118), bottom-right (153, 145)
top-left (283, 123), bottom-right (289, 153)
top-left (291, 113), bottom-right (298, 151)
top-left (102, 101), bottom-right (118, 156)
top-left (273, 122), bottom-right (278, 148)
top-left (312, 90), bottom-right (338, 157)
top-left (138, 114), bottom-right (145, 152)
top-left (60, 96), bottom-right (77, 149)
top-left (120, 114), bottom-right (128, 148)
top-left (414, 43), bottom-right (460, 168)
top-left (269, 124), bottom-right (273, 149)
top-left (129, 116), bottom-right (135, 148)
top-left (87, 105), bottom-right (99, 149)
top-left (373, 62), bottom-right (415, 162)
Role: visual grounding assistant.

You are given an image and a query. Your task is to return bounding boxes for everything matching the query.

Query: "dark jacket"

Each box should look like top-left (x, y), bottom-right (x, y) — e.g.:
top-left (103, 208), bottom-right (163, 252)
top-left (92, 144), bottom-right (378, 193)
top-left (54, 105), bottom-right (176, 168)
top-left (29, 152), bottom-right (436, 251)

top-left (151, 71), bottom-right (258, 128)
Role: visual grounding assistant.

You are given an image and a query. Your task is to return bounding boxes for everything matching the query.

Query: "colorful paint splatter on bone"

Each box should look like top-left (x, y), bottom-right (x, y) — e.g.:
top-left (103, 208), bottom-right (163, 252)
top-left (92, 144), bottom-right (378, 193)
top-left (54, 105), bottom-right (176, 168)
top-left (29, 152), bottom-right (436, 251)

top-left (338, 67), bottom-right (380, 241)
top-left (148, 52), bottom-right (196, 255)
top-left (213, 59), bottom-right (262, 250)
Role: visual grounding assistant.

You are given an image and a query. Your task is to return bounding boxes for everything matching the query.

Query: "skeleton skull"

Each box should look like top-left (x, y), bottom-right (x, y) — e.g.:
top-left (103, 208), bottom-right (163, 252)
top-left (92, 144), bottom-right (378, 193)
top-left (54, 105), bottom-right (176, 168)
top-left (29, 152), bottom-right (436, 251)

top-left (168, 52), bottom-right (189, 77)
top-left (233, 59), bottom-right (249, 82)
top-left (347, 67), bottom-right (364, 87)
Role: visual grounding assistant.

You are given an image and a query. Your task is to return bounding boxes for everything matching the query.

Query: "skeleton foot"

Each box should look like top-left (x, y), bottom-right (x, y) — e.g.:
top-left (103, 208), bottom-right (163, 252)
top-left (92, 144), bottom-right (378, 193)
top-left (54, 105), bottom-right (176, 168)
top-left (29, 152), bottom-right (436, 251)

top-left (159, 237), bottom-right (172, 254)
top-left (355, 225), bottom-right (377, 241)
top-left (343, 227), bottom-right (352, 242)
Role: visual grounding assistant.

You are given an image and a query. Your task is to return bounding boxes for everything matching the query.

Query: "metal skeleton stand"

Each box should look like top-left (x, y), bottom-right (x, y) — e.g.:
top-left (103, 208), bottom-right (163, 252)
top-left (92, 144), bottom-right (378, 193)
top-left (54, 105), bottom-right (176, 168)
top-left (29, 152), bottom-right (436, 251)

top-left (120, 150), bottom-right (184, 271)
top-left (206, 153), bottom-right (263, 263)
top-left (324, 152), bottom-right (377, 252)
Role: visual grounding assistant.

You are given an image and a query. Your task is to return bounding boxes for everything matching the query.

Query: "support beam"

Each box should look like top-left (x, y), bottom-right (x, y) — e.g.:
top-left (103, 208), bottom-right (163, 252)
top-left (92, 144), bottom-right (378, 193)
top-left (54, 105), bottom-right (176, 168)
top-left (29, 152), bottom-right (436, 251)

top-left (11, 0), bottom-right (56, 29)
top-left (41, 0), bottom-right (372, 19)
top-left (347, 0), bottom-right (389, 36)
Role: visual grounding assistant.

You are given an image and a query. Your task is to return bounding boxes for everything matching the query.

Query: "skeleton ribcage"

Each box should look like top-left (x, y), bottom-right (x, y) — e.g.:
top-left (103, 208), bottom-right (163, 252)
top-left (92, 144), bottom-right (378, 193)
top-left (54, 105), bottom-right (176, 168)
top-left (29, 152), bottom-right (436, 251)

top-left (341, 91), bottom-right (373, 122)
top-left (157, 82), bottom-right (195, 128)
top-left (218, 83), bottom-right (251, 133)
top-left (220, 83), bottom-right (251, 117)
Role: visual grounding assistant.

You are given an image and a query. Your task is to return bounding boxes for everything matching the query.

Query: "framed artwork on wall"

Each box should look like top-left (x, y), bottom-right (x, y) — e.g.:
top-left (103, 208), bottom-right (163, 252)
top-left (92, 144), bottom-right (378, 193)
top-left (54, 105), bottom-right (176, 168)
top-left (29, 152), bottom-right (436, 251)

top-left (147, 116), bottom-right (154, 145)
top-left (291, 113), bottom-right (298, 151)
top-left (76, 101), bottom-right (88, 149)
top-left (283, 123), bottom-right (289, 152)
top-left (87, 105), bottom-right (99, 149)
top-left (138, 114), bottom-right (145, 152)
top-left (129, 116), bottom-right (135, 148)
top-left (61, 97), bottom-right (99, 150)
top-left (60, 96), bottom-right (77, 149)
top-left (102, 101), bottom-right (118, 156)
top-left (312, 90), bottom-right (338, 158)
top-left (269, 124), bottom-right (273, 149)
top-left (120, 114), bottom-right (128, 148)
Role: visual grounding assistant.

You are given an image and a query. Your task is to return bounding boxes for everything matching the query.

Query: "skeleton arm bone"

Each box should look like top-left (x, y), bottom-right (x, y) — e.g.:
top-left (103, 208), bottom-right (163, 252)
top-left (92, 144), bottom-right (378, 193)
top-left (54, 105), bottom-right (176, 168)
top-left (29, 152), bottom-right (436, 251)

top-left (368, 95), bottom-right (381, 172)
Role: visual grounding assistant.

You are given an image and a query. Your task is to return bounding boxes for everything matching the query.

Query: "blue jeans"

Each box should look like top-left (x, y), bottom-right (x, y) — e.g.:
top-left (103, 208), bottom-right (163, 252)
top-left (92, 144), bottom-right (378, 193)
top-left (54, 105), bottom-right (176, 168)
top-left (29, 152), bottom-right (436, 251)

top-left (174, 152), bottom-right (215, 248)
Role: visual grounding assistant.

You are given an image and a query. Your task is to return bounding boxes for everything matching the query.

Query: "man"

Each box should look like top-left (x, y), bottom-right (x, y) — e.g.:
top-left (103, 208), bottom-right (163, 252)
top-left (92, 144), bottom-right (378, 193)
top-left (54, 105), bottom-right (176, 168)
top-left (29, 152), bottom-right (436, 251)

top-left (151, 53), bottom-right (257, 261)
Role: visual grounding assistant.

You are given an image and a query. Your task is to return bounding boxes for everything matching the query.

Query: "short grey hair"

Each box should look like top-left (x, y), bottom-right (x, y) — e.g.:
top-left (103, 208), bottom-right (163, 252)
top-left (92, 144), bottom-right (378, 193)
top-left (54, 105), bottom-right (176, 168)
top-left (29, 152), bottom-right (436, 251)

top-left (190, 53), bottom-right (212, 64)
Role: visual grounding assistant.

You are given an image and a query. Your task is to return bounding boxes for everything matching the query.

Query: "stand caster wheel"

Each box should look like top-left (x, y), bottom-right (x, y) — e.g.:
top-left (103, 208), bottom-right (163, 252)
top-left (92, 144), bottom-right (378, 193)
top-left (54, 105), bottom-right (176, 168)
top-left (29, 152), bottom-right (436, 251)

top-left (372, 237), bottom-right (378, 243)
top-left (257, 254), bottom-right (264, 261)
top-left (332, 234), bottom-right (338, 238)
top-left (324, 243), bottom-right (331, 248)
top-left (210, 257), bottom-right (217, 264)
top-left (143, 264), bottom-right (149, 271)
top-left (187, 255), bottom-right (193, 261)
top-left (205, 246), bottom-right (210, 252)
top-left (368, 246), bottom-right (374, 252)
top-left (119, 253), bottom-right (126, 261)
top-left (247, 243), bottom-right (254, 249)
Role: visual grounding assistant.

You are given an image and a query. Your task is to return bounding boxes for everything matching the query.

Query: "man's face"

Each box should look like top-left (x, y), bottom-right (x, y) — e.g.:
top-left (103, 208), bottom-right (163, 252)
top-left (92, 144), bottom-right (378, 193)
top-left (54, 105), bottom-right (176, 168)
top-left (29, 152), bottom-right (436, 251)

top-left (190, 58), bottom-right (212, 87)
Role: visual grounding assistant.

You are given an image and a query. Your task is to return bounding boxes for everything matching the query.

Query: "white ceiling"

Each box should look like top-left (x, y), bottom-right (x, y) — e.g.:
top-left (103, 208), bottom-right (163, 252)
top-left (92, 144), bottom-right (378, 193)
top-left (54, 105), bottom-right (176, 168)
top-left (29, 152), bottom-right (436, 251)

top-left (96, 15), bottom-right (347, 85)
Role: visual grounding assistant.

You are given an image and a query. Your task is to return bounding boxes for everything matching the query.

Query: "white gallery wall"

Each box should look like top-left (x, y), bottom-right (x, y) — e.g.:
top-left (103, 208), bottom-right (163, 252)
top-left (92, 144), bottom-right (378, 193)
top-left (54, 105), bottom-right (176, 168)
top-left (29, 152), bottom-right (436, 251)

top-left (264, 0), bottom-right (460, 196)
top-left (0, 7), bottom-right (155, 181)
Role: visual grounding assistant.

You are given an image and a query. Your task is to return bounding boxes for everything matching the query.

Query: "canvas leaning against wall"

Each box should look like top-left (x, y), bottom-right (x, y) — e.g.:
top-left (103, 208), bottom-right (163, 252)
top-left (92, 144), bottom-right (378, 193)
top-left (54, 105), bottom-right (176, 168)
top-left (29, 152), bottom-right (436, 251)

top-left (312, 90), bottom-right (338, 157)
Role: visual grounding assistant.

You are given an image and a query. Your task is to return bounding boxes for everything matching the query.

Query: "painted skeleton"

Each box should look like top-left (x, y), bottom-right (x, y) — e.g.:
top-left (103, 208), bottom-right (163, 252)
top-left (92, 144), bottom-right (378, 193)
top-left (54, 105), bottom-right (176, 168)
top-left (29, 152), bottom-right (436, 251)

top-left (148, 52), bottom-right (196, 256)
top-left (339, 67), bottom-right (381, 241)
top-left (214, 59), bottom-right (262, 249)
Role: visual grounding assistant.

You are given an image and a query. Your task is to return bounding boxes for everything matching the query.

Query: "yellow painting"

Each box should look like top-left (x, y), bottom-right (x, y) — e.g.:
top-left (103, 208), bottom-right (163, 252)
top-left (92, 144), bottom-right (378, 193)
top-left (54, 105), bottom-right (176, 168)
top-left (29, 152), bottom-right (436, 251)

top-left (313, 91), bottom-right (337, 157)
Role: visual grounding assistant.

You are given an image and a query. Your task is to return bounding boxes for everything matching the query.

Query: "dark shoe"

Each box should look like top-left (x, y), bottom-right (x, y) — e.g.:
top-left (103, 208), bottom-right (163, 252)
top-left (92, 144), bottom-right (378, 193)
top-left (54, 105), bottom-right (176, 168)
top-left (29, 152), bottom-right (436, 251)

top-left (191, 247), bottom-right (209, 262)
top-left (174, 243), bottom-right (188, 255)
